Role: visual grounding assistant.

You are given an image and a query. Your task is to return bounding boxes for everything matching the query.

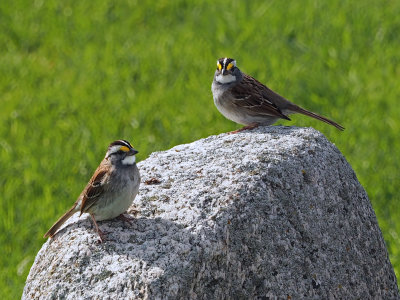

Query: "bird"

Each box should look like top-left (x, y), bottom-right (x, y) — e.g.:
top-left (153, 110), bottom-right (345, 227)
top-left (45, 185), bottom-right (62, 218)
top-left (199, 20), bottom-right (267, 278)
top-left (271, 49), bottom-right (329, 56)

top-left (211, 57), bottom-right (344, 133)
top-left (44, 139), bottom-right (140, 243)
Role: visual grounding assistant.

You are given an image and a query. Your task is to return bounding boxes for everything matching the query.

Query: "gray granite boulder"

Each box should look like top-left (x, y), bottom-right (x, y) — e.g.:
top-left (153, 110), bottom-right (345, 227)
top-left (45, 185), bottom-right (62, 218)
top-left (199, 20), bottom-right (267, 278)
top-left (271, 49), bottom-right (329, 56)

top-left (23, 126), bottom-right (399, 299)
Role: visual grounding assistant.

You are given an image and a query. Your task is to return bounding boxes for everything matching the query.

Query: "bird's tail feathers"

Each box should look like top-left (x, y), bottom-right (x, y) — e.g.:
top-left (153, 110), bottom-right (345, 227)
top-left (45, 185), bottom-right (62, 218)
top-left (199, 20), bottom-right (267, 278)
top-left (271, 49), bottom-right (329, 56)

top-left (43, 205), bottom-right (78, 238)
top-left (290, 105), bottom-right (344, 131)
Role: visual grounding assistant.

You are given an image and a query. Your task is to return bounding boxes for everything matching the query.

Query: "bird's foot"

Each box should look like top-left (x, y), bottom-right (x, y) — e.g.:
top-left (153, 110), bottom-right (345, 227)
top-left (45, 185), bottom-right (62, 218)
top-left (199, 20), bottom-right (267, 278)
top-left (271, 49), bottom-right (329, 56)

top-left (117, 213), bottom-right (135, 226)
top-left (229, 123), bottom-right (259, 134)
top-left (96, 229), bottom-right (107, 243)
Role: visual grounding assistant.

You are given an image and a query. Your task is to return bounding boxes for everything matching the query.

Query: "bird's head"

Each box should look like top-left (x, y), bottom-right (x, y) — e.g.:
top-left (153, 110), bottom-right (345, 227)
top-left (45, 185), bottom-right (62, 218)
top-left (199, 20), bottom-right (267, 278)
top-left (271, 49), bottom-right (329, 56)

top-left (106, 139), bottom-right (138, 166)
top-left (214, 57), bottom-right (239, 84)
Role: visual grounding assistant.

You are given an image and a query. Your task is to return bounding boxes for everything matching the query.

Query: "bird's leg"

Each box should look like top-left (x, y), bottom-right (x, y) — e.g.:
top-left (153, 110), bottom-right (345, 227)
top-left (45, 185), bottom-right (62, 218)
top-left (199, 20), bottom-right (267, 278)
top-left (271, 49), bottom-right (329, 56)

top-left (229, 123), bottom-right (259, 134)
top-left (90, 214), bottom-right (106, 243)
top-left (117, 213), bottom-right (135, 225)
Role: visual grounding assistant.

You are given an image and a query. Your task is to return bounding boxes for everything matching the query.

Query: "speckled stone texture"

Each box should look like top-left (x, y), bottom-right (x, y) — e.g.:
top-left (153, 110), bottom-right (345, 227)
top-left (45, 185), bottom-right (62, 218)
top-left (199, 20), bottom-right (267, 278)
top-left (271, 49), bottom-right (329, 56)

top-left (23, 126), bottom-right (399, 299)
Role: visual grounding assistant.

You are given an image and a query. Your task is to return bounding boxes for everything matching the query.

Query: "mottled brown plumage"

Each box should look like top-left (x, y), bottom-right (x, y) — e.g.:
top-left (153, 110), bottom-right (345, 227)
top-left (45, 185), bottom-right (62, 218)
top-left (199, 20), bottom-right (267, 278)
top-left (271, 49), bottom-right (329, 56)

top-left (44, 140), bottom-right (140, 243)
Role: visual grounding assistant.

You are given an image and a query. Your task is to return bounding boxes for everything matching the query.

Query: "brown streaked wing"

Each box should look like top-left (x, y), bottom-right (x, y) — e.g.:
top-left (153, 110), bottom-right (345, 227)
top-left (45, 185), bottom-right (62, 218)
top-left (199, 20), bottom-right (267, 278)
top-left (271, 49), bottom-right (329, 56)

top-left (80, 169), bottom-right (108, 213)
top-left (230, 74), bottom-right (290, 120)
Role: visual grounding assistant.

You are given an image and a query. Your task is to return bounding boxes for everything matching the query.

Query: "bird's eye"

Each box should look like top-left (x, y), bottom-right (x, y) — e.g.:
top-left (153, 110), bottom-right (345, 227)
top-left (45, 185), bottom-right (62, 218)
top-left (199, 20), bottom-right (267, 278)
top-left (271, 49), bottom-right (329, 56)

top-left (226, 63), bottom-right (234, 70)
top-left (217, 63), bottom-right (222, 71)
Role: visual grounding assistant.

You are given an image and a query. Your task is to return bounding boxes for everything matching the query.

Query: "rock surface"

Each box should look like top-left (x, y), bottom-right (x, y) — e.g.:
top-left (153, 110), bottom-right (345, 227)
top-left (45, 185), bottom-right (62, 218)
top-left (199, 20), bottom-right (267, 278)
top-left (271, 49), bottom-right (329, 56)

top-left (23, 126), bottom-right (399, 299)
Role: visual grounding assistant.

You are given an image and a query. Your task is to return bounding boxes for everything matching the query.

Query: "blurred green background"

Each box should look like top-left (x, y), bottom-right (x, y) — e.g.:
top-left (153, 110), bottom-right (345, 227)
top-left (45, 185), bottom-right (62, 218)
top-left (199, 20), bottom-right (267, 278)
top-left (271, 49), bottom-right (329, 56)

top-left (1, 0), bottom-right (399, 298)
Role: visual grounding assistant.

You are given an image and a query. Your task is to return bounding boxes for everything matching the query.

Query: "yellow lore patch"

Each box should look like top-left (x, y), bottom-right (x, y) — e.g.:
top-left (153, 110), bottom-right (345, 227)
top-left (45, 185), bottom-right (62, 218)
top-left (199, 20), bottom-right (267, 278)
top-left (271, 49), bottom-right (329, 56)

top-left (217, 63), bottom-right (222, 71)
top-left (120, 146), bottom-right (130, 152)
top-left (226, 63), bottom-right (234, 70)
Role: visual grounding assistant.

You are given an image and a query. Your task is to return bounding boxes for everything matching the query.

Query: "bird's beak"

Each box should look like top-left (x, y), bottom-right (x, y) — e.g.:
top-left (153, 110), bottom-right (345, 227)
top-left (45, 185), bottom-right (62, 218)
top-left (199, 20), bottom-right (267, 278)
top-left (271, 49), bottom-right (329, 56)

top-left (129, 149), bottom-right (139, 156)
top-left (222, 69), bottom-right (227, 75)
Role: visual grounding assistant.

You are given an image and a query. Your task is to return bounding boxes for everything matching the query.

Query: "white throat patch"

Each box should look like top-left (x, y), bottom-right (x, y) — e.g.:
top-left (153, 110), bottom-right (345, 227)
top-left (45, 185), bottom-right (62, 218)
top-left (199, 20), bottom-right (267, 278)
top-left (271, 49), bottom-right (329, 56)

top-left (216, 74), bottom-right (236, 84)
top-left (121, 155), bottom-right (136, 165)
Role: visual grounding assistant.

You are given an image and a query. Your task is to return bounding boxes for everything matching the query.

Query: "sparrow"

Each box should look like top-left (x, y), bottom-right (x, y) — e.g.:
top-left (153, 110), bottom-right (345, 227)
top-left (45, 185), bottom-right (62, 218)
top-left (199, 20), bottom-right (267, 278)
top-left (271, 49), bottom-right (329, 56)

top-left (44, 140), bottom-right (140, 242)
top-left (211, 57), bottom-right (344, 133)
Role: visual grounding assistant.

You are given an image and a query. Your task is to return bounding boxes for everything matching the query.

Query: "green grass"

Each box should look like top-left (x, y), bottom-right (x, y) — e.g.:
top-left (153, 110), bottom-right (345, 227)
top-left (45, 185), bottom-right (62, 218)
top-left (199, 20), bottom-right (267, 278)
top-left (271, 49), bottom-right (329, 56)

top-left (1, 0), bottom-right (399, 298)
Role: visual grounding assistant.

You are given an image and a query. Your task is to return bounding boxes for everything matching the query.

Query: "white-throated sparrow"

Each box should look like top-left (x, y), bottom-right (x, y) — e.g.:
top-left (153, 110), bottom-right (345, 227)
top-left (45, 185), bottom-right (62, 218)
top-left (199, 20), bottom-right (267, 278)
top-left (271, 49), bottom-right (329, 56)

top-left (211, 57), bottom-right (344, 133)
top-left (44, 140), bottom-right (140, 242)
